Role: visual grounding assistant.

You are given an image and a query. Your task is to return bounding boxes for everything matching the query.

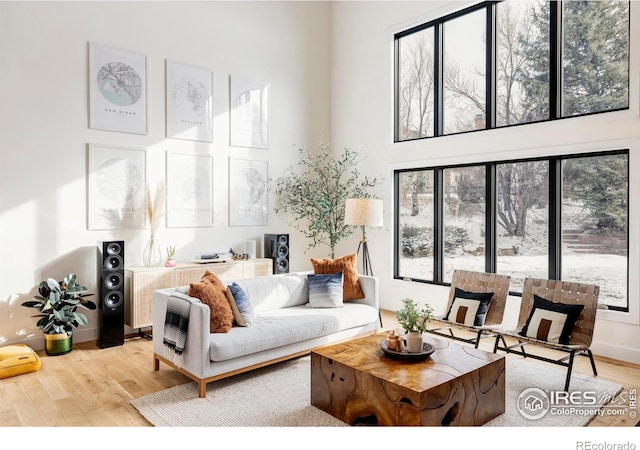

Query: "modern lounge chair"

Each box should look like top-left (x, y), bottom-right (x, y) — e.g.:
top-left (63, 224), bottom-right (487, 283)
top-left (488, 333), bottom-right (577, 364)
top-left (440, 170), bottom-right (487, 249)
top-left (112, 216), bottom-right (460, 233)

top-left (493, 277), bottom-right (599, 391)
top-left (426, 270), bottom-right (512, 348)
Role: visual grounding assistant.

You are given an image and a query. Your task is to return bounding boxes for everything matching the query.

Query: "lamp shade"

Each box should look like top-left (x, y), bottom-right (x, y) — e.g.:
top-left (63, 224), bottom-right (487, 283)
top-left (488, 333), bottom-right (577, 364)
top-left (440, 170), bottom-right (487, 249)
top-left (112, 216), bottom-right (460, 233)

top-left (344, 198), bottom-right (383, 227)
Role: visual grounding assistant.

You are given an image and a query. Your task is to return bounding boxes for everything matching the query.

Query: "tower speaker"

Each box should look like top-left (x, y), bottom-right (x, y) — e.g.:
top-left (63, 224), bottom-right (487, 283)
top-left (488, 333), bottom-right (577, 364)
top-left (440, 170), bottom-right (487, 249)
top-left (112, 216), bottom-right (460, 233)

top-left (98, 240), bottom-right (125, 348)
top-left (264, 234), bottom-right (289, 274)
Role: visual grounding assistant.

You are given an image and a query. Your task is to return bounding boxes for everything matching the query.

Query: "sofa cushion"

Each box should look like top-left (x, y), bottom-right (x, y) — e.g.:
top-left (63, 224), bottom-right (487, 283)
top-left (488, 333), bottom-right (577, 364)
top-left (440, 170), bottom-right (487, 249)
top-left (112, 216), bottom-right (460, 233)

top-left (234, 274), bottom-right (308, 313)
top-left (189, 271), bottom-right (233, 333)
top-left (310, 253), bottom-right (364, 300)
top-left (307, 272), bottom-right (343, 308)
top-left (208, 302), bottom-right (378, 362)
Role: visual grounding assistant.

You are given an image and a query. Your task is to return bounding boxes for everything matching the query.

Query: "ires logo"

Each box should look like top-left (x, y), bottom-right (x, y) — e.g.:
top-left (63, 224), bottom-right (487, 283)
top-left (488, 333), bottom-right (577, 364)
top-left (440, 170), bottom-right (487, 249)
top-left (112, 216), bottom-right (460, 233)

top-left (549, 391), bottom-right (599, 405)
top-left (517, 388), bottom-right (634, 420)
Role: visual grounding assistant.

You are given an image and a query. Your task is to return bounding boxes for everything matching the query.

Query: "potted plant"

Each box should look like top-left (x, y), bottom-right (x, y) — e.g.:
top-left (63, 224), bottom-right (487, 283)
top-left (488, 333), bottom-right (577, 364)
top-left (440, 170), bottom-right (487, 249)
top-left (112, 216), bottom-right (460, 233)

top-left (396, 298), bottom-right (434, 352)
top-left (165, 245), bottom-right (176, 267)
top-left (273, 140), bottom-right (383, 258)
top-left (22, 273), bottom-right (97, 356)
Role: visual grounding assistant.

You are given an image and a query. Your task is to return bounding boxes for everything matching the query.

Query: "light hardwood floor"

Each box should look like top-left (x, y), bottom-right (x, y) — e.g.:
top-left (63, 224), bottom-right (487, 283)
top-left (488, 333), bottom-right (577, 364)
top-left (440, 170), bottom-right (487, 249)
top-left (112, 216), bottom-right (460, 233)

top-left (1, 310), bottom-right (638, 427)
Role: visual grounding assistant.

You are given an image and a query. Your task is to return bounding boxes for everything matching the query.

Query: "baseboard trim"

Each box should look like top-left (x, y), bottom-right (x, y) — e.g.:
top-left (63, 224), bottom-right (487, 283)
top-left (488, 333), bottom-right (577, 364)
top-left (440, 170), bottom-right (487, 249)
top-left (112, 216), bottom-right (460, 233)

top-left (591, 341), bottom-right (640, 366)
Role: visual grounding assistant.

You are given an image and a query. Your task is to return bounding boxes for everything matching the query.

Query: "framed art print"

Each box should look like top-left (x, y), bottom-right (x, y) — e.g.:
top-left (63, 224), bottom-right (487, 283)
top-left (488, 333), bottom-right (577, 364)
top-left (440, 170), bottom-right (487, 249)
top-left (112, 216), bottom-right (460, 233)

top-left (87, 144), bottom-right (146, 230)
top-left (166, 152), bottom-right (214, 227)
top-left (229, 158), bottom-right (268, 226)
top-left (166, 60), bottom-right (214, 142)
top-left (89, 42), bottom-right (148, 134)
top-left (229, 75), bottom-right (269, 149)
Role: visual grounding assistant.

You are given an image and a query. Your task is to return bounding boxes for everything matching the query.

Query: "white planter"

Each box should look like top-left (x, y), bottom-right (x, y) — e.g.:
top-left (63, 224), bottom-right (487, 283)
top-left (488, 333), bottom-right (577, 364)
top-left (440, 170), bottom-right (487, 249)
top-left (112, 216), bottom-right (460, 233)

top-left (406, 332), bottom-right (424, 353)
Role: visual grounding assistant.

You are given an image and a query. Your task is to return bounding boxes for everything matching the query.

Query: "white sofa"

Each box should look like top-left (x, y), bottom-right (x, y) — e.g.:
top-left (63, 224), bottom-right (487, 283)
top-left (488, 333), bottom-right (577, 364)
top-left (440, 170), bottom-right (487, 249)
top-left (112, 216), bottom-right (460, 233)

top-left (152, 272), bottom-right (379, 397)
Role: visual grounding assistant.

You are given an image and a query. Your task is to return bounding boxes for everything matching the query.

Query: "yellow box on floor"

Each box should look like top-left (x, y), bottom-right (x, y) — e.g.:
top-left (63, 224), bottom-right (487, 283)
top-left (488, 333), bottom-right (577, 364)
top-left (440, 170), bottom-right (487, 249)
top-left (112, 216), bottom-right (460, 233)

top-left (0, 344), bottom-right (41, 379)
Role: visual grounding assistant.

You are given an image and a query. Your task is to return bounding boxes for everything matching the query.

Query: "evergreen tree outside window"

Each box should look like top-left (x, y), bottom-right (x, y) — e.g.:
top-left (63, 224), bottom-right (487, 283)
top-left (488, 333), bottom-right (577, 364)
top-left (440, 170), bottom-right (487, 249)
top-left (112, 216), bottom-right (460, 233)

top-left (561, 1), bottom-right (629, 116)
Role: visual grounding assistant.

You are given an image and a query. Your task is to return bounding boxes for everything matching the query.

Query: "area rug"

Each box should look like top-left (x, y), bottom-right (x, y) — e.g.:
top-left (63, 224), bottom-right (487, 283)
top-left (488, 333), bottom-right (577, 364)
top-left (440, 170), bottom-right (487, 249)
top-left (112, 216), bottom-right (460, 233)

top-left (131, 355), bottom-right (622, 427)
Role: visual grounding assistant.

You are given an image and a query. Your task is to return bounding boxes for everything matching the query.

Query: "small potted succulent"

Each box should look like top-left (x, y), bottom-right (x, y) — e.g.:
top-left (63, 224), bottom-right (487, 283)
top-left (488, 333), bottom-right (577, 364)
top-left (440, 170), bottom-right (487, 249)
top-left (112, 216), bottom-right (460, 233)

top-left (22, 273), bottom-right (97, 356)
top-left (165, 245), bottom-right (176, 267)
top-left (396, 298), bottom-right (434, 352)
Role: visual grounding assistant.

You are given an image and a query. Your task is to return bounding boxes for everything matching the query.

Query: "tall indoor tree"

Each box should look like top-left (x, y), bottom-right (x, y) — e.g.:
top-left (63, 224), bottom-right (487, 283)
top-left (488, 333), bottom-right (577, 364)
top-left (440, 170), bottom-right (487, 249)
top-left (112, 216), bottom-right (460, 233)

top-left (274, 140), bottom-right (383, 258)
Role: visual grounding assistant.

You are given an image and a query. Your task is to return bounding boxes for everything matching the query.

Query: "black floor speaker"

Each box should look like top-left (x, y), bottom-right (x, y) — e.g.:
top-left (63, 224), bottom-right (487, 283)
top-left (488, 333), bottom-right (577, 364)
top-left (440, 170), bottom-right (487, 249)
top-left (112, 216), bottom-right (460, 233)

top-left (98, 240), bottom-right (125, 348)
top-left (264, 234), bottom-right (289, 274)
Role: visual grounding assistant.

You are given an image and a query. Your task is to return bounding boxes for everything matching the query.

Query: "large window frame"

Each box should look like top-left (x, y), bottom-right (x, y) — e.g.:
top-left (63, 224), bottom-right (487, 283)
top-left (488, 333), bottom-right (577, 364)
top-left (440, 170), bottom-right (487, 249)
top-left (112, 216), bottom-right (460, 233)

top-left (394, 0), bottom-right (631, 142)
top-left (393, 149), bottom-right (630, 312)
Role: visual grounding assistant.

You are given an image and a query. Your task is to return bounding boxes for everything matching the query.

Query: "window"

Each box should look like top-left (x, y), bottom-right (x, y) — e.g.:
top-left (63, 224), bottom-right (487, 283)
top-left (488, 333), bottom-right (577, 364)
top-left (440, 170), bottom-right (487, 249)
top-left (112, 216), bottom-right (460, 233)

top-left (496, 161), bottom-right (549, 291)
top-left (396, 170), bottom-right (435, 281)
top-left (496, 0), bottom-right (549, 126)
top-left (397, 27), bottom-right (435, 140)
top-left (394, 0), bottom-right (630, 141)
top-left (561, 154), bottom-right (628, 309)
top-left (394, 150), bottom-right (629, 311)
top-left (443, 166), bottom-right (486, 282)
top-left (561, 1), bottom-right (629, 117)
top-left (443, 9), bottom-right (486, 134)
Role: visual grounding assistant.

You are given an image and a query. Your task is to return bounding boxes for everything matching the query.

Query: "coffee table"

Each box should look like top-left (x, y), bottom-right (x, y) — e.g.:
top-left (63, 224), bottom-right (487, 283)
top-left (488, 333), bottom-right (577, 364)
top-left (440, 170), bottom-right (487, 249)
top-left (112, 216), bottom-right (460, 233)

top-left (310, 333), bottom-right (505, 426)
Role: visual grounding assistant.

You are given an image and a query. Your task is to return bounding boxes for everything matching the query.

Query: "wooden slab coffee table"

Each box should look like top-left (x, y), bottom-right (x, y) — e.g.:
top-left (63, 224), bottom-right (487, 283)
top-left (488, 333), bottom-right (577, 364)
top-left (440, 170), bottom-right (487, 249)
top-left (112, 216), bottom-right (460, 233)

top-left (311, 333), bottom-right (505, 426)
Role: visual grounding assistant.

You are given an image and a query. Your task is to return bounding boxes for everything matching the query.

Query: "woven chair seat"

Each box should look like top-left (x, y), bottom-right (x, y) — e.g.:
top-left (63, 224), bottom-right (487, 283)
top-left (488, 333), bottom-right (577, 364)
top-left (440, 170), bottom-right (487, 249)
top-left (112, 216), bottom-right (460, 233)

top-left (493, 277), bottom-right (600, 391)
top-left (426, 270), bottom-right (511, 348)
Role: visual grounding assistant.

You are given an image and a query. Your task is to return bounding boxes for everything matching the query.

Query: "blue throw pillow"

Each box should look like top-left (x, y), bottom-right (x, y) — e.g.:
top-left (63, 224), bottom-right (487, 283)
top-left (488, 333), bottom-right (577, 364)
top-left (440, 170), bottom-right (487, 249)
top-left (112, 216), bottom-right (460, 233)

top-left (307, 271), bottom-right (344, 308)
top-left (229, 282), bottom-right (255, 325)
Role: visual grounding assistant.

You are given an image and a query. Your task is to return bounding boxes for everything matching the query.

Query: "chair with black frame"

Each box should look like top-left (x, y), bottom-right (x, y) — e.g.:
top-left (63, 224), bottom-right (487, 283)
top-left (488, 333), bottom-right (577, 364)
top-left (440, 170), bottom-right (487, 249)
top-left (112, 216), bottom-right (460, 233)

top-left (426, 270), bottom-right (512, 348)
top-left (492, 277), bottom-right (599, 391)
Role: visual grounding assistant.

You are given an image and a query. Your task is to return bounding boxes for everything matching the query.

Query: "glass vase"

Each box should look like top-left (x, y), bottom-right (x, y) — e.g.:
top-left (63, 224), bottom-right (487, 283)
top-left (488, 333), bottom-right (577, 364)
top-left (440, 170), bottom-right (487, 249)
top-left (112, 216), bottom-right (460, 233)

top-left (143, 235), bottom-right (162, 267)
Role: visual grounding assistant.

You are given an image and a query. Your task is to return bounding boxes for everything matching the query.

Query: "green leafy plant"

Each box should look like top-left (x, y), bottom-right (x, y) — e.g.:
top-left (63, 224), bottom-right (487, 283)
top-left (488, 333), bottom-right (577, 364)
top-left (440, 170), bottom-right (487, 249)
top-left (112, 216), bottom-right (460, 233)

top-left (22, 273), bottom-right (97, 335)
top-left (396, 298), bottom-right (434, 334)
top-left (166, 245), bottom-right (176, 259)
top-left (273, 140), bottom-right (383, 258)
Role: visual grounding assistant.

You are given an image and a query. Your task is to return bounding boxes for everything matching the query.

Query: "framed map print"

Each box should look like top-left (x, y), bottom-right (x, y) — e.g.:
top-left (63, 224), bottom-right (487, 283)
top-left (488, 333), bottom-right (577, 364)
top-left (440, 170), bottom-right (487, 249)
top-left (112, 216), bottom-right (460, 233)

top-left (166, 60), bottom-right (214, 142)
top-left (87, 144), bottom-right (146, 230)
top-left (229, 158), bottom-right (268, 226)
top-left (89, 43), bottom-right (148, 134)
top-left (166, 152), bottom-right (214, 227)
top-left (229, 75), bottom-right (269, 149)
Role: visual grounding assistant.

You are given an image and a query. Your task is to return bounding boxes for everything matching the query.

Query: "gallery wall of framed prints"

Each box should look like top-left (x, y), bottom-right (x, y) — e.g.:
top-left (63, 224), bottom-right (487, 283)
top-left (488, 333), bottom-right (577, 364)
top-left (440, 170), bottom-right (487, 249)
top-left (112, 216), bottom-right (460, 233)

top-left (87, 41), bottom-right (272, 231)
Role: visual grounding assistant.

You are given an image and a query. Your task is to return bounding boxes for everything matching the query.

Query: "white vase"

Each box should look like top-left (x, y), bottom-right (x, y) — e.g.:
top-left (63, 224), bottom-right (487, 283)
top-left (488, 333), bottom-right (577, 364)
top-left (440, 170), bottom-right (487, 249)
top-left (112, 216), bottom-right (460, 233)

top-left (406, 332), bottom-right (424, 353)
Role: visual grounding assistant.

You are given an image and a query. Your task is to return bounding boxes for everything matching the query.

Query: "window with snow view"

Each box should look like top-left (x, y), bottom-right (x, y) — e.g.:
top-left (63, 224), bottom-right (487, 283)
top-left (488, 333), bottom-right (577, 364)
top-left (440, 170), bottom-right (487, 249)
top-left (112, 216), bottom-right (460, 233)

top-left (394, 151), bottom-right (629, 311)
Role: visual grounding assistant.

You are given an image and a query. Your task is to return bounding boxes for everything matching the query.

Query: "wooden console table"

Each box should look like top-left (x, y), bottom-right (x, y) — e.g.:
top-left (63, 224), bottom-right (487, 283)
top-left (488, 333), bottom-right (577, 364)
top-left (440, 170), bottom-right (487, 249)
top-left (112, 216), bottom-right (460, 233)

top-left (125, 259), bottom-right (272, 330)
top-left (311, 333), bottom-right (505, 426)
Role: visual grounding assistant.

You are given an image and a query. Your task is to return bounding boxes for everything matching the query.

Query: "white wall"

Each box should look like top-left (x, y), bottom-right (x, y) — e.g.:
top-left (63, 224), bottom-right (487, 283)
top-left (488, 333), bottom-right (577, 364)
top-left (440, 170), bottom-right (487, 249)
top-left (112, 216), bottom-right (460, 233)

top-left (330, 1), bottom-right (640, 364)
top-left (0, 1), bottom-right (332, 348)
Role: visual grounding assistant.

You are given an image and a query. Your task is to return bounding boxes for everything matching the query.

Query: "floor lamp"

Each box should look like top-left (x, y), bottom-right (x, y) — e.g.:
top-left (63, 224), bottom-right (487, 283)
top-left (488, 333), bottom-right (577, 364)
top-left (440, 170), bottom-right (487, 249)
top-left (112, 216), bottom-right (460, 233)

top-left (344, 198), bottom-right (383, 275)
top-left (345, 198), bottom-right (383, 325)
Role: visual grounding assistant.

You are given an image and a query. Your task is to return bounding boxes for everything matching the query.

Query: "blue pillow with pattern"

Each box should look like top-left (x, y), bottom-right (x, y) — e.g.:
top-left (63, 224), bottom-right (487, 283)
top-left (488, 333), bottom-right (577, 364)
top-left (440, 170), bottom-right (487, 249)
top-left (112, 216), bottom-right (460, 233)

top-left (307, 271), bottom-right (344, 308)
top-left (229, 282), bottom-right (255, 324)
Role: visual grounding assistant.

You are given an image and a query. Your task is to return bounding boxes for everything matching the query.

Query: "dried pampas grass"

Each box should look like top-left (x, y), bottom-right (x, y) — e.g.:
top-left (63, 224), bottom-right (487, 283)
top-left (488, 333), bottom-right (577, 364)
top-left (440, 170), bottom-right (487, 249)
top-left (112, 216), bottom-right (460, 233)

top-left (146, 181), bottom-right (166, 235)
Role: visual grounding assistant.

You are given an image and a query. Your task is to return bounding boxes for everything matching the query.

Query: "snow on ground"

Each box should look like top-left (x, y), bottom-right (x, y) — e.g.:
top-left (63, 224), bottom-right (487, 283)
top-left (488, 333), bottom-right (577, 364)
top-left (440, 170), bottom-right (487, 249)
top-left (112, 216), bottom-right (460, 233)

top-left (399, 253), bottom-right (626, 308)
top-left (398, 200), bottom-right (627, 309)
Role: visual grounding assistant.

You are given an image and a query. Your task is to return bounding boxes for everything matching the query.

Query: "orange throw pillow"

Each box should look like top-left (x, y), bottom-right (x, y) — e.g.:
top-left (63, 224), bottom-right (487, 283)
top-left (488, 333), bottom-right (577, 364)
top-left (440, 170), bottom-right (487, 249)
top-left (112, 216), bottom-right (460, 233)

top-left (310, 253), bottom-right (364, 300)
top-left (189, 271), bottom-right (233, 333)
